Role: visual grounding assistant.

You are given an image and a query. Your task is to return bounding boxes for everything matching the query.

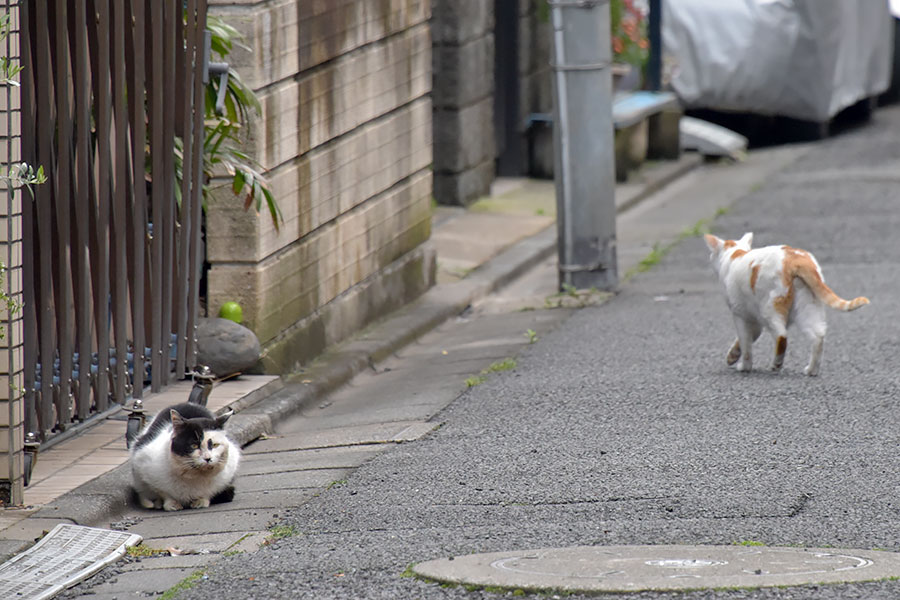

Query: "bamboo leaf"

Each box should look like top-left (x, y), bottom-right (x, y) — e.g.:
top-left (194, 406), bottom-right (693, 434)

top-left (232, 169), bottom-right (246, 195)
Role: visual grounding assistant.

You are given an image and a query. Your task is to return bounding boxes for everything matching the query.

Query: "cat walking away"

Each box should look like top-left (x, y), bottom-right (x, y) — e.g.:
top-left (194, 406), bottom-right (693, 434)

top-left (130, 402), bottom-right (240, 511)
top-left (704, 233), bottom-right (869, 376)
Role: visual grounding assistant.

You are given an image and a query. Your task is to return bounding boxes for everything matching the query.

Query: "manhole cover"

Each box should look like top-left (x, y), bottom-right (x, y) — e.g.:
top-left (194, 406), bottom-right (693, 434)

top-left (0, 523), bottom-right (142, 600)
top-left (413, 545), bottom-right (900, 593)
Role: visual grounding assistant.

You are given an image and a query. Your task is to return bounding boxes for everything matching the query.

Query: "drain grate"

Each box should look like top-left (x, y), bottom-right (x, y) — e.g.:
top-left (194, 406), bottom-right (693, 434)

top-left (0, 523), bottom-right (142, 600)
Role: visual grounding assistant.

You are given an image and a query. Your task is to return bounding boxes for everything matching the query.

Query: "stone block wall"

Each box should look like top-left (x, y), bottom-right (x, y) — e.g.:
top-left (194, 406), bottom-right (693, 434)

top-left (431, 0), bottom-right (554, 204)
top-left (0, 0), bottom-right (24, 505)
top-left (206, 0), bottom-right (435, 373)
top-left (431, 0), bottom-right (495, 205)
top-left (517, 0), bottom-right (554, 177)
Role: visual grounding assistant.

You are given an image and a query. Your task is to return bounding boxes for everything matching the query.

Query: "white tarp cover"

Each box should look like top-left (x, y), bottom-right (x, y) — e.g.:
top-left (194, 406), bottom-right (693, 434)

top-left (663, 0), bottom-right (894, 121)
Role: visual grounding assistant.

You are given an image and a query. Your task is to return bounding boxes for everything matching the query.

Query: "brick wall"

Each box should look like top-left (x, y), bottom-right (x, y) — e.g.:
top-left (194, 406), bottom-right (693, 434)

top-left (0, 0), bottom-right (25, 506)
top-left (205, 0), bottom-right (435, 373)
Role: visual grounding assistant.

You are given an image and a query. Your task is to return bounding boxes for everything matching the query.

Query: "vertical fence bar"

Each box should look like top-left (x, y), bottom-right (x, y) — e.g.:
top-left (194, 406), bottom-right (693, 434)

top-left (185, 0), bottom-right (207, 367)
top-left (160, 0), bottom-right (177, 384)
top-left (125, 0), bottom-right (146, 398)
top-left (71, 0), bottom-right (93, 420)
top-left (110, 0), bottom-right (129, 404)
top-left (33, 0), bottom-right (57, 437)
top-left (148, 0), bottom-right (163, 391)
top-left (175, 0), bottom-right (197, 379)
top-left (87, 0), bottom-right (112, 412)
top-left (53, 0), bottom-right (74, 426)
top-left (20, 0), bottom-right (38, 439)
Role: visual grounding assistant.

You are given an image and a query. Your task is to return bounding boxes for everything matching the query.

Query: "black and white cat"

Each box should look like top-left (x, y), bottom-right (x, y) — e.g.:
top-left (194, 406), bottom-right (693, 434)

top-left (130, 402), bottom-right (240, 511)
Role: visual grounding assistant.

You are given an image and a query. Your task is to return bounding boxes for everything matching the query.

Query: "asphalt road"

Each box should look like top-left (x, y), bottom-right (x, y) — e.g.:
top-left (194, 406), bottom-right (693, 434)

top-left (173, 107), bottom-right (900, 600)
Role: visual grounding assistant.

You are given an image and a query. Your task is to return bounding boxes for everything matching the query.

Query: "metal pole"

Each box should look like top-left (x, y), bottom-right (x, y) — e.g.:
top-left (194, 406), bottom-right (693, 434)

top-left (550, 0), bottom-right (618, 291)
top-left (647, 0), bottom-right (662, 91)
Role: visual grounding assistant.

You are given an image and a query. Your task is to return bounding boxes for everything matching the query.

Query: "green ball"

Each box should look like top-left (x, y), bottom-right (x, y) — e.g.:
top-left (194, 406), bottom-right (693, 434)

top-left (218, 301), bottom-right (243, 324)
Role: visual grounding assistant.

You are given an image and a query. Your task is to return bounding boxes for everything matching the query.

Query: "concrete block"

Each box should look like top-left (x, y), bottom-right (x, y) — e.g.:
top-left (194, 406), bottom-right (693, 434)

top-left (433, 159), bottom-right (495, 206)
top-left (258, 243), bottom-right (436, 373)
top-left (647, 108), bottom-right (683, 161)
top-left (237, 468), bottom-right (354, 493)
top-left (518, 9), bottom-right (552, 75)
top-left (432, 0), bottom-right (494, 45)
top-left (211, 1), bottom-right (300, 91)
top-left (207, 99), bottom-right (432, 264)
top-left (207, 173), bottom-right (433, 346)
top-left (432, 34), bottom-right (494, 109)
top-left (252, 24), bottom-right (431, 164)
top-left (216, 0), bottom-right (431, 90)
top-left (128, 510), bottom-right (275, 540)
top-left (433, 97), bottom-right (496, 173)
top-left (615, 120), bottom-right (649, 182)
top-left (519, 69), bottom-right (553, 124)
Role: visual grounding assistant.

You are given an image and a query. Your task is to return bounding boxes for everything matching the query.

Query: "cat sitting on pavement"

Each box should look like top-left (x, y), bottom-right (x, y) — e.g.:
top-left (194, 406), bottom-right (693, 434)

top-left (704, 232), bottom-right (869, 376)
top-left (130, 402), bottom-right (240, 511)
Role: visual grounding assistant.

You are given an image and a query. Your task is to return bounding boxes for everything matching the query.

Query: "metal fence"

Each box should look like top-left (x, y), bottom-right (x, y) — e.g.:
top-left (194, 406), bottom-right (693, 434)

top-left (20, 0), bottom-right (208, 446)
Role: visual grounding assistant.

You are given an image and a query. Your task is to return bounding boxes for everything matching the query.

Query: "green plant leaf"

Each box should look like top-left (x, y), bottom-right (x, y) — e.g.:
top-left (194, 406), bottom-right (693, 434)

top-left (231, 168), bottom-right (246, 196)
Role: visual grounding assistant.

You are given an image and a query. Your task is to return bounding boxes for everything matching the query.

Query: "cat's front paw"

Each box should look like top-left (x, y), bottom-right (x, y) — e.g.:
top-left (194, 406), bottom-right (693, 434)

top-left (137, 495), bottom-right (159, 510)
top-left (804, 365), bottom-right (819, 377)
top-left (162, 498), bottom-right (184, 511)
top-left (735, 360), bottom-right (752, 373)
top-left (190, 498), bottom-right (211, 509)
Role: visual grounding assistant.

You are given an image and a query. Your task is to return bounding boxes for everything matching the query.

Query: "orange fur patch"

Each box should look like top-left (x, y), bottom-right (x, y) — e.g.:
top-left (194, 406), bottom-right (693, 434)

top-left (724, 240), bottom-right (737, 249)
top-left (730, 249), bottom-right (747, 261)
top-left (782, 246), bottom-right (822, 285)
top-left (775, 336), bottom-right (787, 356)
top-left (774, 285), bottom-right (794, 320)
top-left (750, 264), bottom-right (760, 292)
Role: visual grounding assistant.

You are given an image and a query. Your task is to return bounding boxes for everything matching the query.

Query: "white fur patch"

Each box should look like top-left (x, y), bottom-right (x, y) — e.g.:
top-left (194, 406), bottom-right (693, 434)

top-left (130, 423), bottom-right (240, 510)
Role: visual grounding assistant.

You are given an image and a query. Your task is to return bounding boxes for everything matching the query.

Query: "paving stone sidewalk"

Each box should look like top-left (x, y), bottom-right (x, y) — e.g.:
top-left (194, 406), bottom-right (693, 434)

top-left (1, 125), bottom-right (824, 599)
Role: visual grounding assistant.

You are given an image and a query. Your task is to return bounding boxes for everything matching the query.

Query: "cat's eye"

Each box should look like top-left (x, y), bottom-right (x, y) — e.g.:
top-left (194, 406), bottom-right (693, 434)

top-left (207, 439), bottom-right (215, 450)
top-left (190, 443), bottom-right (200, 450)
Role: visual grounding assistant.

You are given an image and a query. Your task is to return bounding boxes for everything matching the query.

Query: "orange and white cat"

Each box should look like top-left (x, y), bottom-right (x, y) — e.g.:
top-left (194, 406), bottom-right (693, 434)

top-left (704, 232), bottom-right (868, 376)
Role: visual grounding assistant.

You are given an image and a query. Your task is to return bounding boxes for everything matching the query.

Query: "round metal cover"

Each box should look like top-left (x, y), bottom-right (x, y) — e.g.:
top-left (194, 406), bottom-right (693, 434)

top-left (413, 545), bottom-right (900, 593)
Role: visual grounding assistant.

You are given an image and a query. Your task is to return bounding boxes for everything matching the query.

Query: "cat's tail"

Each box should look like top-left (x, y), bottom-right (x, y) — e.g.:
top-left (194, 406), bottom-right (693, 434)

top-left (794, 262), bottom-right (869, 312)
top-left (211, 484), bottom-right (235, 505)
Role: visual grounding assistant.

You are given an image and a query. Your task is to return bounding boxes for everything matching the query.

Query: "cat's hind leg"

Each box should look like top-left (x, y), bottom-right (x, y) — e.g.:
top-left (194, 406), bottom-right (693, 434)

top-left (733, 317), bottom-right (761, 372)
top-left (131, 482), bottom-right (163, 510)
top-left (772, 335), bottom-right (788, 371)
top-left (804, 331), bottom-right (825, 376)
top-left (726, 339), bottom-right (741, 365)
top-left (797, 302), bottom-right (826, 376)
top-left (767, 318), bottom-right (789, 372)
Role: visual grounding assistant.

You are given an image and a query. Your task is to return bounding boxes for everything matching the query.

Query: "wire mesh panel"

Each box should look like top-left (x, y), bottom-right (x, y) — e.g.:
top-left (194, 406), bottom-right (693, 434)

top-left (19, 0), bottom-right (207, 446)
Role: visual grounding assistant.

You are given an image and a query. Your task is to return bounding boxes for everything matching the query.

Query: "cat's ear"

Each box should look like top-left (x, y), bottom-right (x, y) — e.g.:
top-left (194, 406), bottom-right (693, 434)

top-left (739, 232), bottom-right (753, 248)
top-left (215, 409), bottom-right (234, 429)
top-left (170, 409), bottom-right (186, 429)
top-left (704, 234), bottom-right (722, 253)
